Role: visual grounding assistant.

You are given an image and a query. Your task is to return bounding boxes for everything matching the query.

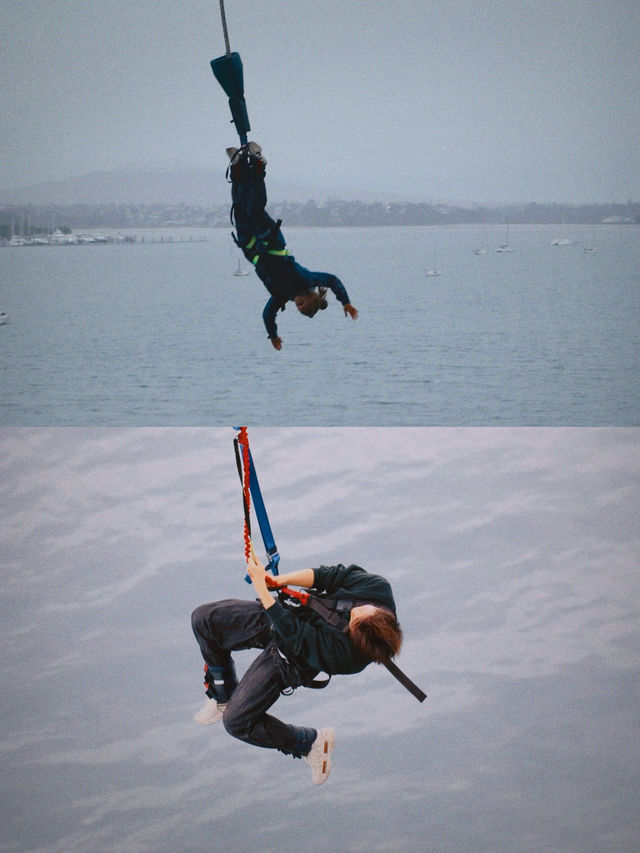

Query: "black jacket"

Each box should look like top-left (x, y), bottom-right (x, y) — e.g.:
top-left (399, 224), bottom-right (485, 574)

top-left (266, 564), bottom-right (395, 676)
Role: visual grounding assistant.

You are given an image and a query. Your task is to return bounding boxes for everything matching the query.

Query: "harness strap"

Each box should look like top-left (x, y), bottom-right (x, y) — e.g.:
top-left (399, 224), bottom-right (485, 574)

top-left (276, 587), bottom-right (426, 702)
top-left (249, 245), bottom-right (290, 266)
top-left (234, 220), bottom-right (289, 265)
top-left (383, 659), bottom-right (427, 703)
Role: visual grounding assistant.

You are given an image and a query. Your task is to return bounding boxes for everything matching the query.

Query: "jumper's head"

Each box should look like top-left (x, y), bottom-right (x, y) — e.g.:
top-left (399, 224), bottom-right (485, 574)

top-left (348, 605), bottom-right (403, 663)
top-left (294, 287), bottom-right (328, 318)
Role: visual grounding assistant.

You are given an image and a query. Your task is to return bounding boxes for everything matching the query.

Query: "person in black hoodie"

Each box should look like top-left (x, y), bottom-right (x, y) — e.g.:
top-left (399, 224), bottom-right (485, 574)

top-left (191, 555), bottom-right (402, 784)
top-left (227, 142), bottom-right (358, 349)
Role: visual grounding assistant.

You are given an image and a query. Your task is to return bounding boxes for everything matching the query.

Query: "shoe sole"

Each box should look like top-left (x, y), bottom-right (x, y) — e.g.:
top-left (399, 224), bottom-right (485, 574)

top-left (315, 729), bottom-right (335, 784)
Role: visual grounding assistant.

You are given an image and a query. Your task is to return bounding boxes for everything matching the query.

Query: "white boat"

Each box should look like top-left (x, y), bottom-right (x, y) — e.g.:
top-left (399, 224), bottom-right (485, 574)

top-left (425, 245), bottom-right (441, 277)
top-left (233, 258), bottom-right (250, 276)
top-left (49, 229), bottom-right (78, 245)
top-left (551, 237), bottom-right (572, 246)
top-left (473, 226), bottom-right (489, 254)
top-left (496, 223), bottom-right (514, 252)
top-left (0, 312), bottom-right (9, 325)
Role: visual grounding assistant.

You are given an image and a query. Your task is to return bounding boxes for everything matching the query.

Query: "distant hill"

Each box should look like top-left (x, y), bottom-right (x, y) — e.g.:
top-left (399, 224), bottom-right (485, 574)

top-left (1, 168), bottom-right (638, 229)
top-left (0, 167), bottom-right (415, 207)
top-left (0, 169), bottom-right (229, 206)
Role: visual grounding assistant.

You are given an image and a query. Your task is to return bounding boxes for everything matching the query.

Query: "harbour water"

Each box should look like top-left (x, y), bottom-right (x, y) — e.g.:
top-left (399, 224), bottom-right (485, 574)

top-left (1, 223), bottom-right (638, 425)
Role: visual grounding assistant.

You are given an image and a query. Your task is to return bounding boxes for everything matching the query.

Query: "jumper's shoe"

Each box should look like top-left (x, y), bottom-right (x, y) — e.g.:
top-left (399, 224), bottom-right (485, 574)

top-left (247, 141), bottom-right (267, 164)
top-left (193, 698), bottom-right (226, 726)
top-left (303, 727), bottom-right (335, 784)
top-left (226, 143), bottom-right (266, 165)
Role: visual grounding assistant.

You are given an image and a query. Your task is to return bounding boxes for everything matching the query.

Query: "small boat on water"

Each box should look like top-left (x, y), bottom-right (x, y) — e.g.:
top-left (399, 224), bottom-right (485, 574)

top-left (233, 259), bottom-right (250, 276)
top-left (496, 223), bottom-right (514, 252)
top-left (0, 312), bottom-right (9, 325)
top-left (473, 227), bottom-right (489, 255)
top-left (425, 246), bottom-right (441, 277)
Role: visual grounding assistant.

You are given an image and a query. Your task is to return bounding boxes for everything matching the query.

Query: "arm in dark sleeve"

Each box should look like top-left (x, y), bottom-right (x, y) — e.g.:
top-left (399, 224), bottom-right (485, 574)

top-left (326, 274), bottom-right (350, 306)
top-left (262, 296), bottom-right (280, 339)
top-left (311, 564), bottom-right (368, 594)
top-left (266, 599), bottom-right (303, 645)
top-left (313, 564), bottom-right (396, 611)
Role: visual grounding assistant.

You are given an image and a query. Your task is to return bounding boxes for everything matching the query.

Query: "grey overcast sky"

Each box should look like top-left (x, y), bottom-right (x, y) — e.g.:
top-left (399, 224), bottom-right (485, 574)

top-left (2, 0), bottom-right (640, 203)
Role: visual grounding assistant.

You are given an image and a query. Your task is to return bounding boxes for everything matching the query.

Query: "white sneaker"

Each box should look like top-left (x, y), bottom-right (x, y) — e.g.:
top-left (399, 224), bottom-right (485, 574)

top-left (226, 143), bottom-right (266, 166)
top-left (193, 698), bottom-right (226, 726)
top-left (247, 141), bottom-right (267, 164)
top-left (303, 727), bottom-right (335, 784)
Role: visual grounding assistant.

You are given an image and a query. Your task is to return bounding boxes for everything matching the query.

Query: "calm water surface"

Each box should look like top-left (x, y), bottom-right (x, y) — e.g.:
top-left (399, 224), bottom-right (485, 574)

top-left (1, 224), bottom-right (638, 424)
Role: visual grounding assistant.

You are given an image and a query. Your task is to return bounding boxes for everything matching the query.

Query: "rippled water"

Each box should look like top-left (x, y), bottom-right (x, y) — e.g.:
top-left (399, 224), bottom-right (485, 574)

top-left (0, 226), bottom-right (640, 426)
top-left (1, 427), bottom-right (638, 852)
top-left (1, 224), bottom-right (638, 425)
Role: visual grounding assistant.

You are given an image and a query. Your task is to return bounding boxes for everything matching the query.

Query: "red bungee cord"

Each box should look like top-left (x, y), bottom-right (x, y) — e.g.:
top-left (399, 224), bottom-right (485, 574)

top-left (236, 426), bottom-right (253, 562)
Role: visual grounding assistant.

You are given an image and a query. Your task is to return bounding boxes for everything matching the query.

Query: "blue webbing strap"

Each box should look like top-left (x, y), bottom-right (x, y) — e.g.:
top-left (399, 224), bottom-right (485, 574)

top-left (245, 446), bottom-right (280, 575)
top-left (234, 429), bottom-right (280, 579)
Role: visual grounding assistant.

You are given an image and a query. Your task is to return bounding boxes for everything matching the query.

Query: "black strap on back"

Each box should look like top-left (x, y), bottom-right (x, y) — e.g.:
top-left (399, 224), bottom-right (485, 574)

top-left (382, 659), bottom-right (427, 703)
top-left (286, 592), bottom-right (426, 703)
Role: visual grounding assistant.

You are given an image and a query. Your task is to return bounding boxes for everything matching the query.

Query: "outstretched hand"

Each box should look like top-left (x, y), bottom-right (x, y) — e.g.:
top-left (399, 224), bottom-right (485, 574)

top-left (271, 336), bottom-right (283, 350)
top-left (344, 304), bottom-right (358, 320)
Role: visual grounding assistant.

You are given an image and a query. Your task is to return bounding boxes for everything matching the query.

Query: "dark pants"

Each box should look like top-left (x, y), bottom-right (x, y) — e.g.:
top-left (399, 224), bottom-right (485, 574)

top-left (231, 156), bottom-right (283, 249)
top-left (191, 599), bottom-right (316, 757)
top-left (231, 158), bottom-right (344, 298)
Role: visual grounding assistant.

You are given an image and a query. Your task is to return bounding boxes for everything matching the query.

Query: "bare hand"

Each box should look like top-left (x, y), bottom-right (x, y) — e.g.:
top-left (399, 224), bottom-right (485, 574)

top-left (247, 552), bottom-right (278, 610)
top-left (271, 336), bottom-right (283, 350)
top-left (246, 553), bottom-right (266, 587)
top-left (344, 304), bottom-right (358, 320)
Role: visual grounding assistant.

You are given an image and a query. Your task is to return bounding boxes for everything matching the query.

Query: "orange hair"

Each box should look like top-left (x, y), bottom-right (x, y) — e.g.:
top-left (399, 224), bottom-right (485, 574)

top-left (349, 608), bottom-right (403, 663)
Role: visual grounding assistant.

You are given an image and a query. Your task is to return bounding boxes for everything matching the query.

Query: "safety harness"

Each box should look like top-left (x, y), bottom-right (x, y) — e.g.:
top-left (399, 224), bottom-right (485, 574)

top-left (274, 582), bottom-right (427, 703)
top-left (239, 230), bottom-right (289, 267)
top-left (230, 192), bottom-right (289, 267)
top-left (225, 145), bottom-right (290, 266)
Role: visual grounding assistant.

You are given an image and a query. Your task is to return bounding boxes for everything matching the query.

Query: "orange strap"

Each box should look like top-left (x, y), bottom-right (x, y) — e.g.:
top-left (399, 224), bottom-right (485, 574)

top-left (236, 426), bottom-right (253, 561)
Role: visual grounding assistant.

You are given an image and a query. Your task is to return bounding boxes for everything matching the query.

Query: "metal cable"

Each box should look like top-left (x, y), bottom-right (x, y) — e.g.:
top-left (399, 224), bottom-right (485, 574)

top-left (219, 0), bottom-right (231, 55)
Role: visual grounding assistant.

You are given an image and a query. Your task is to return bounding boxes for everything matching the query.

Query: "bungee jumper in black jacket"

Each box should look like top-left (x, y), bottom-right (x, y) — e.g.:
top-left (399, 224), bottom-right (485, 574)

top-left (191, 556), bottom-right (402, 785)
top-left (227, 142), bottom-right (358, 350)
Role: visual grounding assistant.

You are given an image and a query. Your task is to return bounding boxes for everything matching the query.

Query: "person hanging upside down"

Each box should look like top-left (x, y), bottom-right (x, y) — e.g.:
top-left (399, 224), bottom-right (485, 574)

top-left (191, 556), bottom-right (402, 785)
top-left (227, 142), bottom-right (358, 349)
